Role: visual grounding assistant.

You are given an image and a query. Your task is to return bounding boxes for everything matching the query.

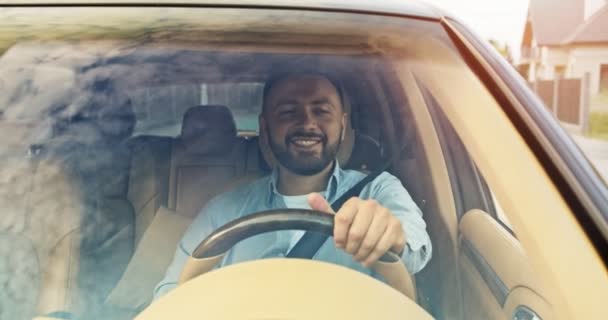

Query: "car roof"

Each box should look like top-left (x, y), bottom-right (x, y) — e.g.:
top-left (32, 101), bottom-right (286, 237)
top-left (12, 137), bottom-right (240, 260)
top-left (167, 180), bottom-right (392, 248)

top-left (0, 0), bottom-right (447, 20)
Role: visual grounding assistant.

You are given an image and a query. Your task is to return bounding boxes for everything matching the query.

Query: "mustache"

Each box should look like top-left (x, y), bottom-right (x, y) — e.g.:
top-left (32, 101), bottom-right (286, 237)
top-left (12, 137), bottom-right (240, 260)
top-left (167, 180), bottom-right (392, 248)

top-left (285, 131), bottom-right (326, 143)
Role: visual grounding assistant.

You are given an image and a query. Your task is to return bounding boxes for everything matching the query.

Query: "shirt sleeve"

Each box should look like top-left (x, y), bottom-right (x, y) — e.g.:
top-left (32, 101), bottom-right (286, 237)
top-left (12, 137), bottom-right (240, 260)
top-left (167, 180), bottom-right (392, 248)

top-left (367, 172), bottom-right (432, 274)
top-left (152, 199), bottom-right (219, 300)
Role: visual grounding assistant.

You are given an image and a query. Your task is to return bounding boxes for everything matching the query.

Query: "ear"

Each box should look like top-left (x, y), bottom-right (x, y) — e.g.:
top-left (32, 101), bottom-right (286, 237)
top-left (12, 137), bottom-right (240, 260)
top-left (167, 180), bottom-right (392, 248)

top-left (340, 113), bottom-right (347, 141)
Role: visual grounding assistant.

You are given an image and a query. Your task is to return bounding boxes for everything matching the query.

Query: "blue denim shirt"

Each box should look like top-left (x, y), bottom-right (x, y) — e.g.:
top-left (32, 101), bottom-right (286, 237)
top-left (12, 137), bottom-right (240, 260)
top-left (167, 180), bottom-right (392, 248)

top-left (154, 163), bottom-right (432, 298)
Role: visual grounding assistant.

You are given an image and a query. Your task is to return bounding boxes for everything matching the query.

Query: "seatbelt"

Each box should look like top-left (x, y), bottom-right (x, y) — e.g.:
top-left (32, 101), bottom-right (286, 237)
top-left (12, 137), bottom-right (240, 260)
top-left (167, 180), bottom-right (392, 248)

top-left (286, 158), bottom-right (394, 259)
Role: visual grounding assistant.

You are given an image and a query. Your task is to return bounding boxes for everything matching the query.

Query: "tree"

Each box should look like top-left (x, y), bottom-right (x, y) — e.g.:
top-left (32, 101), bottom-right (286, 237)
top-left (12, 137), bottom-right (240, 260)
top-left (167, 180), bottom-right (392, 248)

top-left (488, 39), bottom-right (514, 64)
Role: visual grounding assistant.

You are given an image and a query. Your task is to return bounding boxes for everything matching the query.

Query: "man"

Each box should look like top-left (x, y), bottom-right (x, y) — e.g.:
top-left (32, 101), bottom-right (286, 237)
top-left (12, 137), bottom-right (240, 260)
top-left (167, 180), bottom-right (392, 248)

top-left (154, 73), bottom-right (431, 298)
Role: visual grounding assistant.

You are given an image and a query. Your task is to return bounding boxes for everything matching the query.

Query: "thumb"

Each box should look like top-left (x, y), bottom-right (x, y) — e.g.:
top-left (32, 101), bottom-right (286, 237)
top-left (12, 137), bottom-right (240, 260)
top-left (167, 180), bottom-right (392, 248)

top-left (307, 192), bottom-right (335, 214)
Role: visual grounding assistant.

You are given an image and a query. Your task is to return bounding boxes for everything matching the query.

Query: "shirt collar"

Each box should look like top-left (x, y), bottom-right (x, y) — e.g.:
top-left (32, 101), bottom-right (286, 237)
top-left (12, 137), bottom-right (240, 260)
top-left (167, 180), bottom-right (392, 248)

top-left (267, 160), bottom-right (342, 205)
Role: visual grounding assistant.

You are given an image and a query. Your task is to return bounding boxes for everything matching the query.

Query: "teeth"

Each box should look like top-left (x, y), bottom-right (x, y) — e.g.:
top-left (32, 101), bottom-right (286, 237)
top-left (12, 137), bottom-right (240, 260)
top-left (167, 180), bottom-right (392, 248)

top-left (293, 139), bottom-right (319, 146)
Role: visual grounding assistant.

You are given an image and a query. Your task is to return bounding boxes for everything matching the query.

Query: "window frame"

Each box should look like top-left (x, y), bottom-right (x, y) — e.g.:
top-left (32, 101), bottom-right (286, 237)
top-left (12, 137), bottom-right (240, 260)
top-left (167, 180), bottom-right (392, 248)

top-left (418, 81), bottom-right (515, 235)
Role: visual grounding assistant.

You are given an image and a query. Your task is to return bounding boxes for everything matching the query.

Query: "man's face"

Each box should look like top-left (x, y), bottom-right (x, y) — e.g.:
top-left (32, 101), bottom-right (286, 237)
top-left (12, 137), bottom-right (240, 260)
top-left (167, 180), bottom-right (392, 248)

top-left (261, 75), bottom-right (346, 176)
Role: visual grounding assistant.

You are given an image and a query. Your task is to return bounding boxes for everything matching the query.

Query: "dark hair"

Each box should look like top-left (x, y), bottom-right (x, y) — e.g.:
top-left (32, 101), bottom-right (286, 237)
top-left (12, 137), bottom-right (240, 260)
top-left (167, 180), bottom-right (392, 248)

top-left (261, 71), bottom-right (345, 114)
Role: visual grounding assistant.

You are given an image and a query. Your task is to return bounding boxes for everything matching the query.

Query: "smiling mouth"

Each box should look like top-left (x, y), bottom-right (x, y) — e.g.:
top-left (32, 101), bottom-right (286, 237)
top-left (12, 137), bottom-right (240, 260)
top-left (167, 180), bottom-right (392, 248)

top-left (289, 136), bottom-right (323, 148)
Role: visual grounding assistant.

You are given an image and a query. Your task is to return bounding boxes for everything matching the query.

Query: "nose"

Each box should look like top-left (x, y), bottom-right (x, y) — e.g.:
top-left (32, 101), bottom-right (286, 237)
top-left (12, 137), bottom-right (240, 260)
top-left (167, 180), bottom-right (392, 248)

top-left (296, 107), bottom-right (317, 129)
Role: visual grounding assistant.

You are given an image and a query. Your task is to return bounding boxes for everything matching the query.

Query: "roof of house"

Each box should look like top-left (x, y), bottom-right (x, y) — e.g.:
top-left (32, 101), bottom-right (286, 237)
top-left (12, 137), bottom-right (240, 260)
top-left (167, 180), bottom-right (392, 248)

top-left (562, 4), bottom-right (608, 44)
top-left (527, 0), bottom-right (608, 46)
top-left (528, 0), bottom-right (585, 46)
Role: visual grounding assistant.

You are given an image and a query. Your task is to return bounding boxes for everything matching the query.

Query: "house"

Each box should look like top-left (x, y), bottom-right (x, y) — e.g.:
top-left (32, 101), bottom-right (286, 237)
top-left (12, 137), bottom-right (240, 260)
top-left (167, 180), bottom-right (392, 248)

top-left (519, 0), bottom-right (608, 94)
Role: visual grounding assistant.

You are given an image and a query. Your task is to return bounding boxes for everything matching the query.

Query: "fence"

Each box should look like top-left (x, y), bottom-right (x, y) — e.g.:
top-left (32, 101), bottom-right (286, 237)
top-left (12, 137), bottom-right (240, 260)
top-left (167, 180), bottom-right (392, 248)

top-left (529, 73), bottom-right (591, 133)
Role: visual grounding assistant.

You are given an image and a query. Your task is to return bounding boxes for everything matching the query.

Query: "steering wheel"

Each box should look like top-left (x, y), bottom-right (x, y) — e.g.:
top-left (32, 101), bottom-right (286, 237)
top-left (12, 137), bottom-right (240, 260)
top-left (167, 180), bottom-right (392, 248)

top-left (178, 209), bottom-right (416, 300)
top-left (190, 208), bottom-right (401, 261)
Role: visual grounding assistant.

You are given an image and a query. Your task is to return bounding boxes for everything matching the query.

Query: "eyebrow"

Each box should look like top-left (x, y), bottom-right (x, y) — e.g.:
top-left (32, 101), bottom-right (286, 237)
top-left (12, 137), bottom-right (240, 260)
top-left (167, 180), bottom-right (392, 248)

top-left (311, 98), bottom-right (334, 107)
top-left (271, 101), bottom-right (298, 113)
top-left (274, 99), bottom-right (299, 107)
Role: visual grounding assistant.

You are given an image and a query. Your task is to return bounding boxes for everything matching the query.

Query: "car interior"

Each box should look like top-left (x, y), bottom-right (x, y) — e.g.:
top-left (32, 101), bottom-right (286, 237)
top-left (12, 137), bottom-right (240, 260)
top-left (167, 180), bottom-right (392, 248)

top-left (0, 7), bottom-right (558, 320)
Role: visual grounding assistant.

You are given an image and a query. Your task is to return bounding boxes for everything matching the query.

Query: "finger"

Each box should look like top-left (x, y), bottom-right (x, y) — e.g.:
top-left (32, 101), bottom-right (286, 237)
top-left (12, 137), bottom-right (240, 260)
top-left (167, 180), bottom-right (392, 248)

top-left (386, 218), bottom-right (406, 253)
top-left (391, 229), bottom-right (407, 254)
top-left (353, 208), bottom-right (389, 262)
top-left (344, 200), bottom-right (377, 254)
top-left (362, 220), bottom-right (401, 268)
top-left (333, 198), bottom-right (359, 248)
top-left (307, 192), bottom-right (334, 214)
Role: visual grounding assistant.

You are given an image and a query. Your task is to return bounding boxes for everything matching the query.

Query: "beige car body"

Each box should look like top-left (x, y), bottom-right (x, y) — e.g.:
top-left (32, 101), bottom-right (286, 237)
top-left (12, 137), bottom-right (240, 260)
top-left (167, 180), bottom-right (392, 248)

top-left (0, 1), bottom-right (606, 319)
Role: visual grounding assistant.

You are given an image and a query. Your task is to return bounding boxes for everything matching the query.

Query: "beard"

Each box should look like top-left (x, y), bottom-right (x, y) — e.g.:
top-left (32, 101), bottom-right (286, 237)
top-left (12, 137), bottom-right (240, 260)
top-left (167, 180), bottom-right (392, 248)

top-left (267, 127), bottom-right (341, 176)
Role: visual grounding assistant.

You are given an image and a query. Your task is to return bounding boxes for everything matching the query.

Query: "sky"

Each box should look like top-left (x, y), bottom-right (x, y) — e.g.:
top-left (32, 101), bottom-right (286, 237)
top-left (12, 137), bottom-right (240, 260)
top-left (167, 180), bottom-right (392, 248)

top-left (425, 0), bottom-right (530, 61)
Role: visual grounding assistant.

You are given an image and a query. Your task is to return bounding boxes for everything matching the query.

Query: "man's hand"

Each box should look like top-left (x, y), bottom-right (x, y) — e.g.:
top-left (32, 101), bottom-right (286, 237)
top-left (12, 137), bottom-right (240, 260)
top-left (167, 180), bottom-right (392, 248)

top-left (308, 192), bottom-right (406, 268)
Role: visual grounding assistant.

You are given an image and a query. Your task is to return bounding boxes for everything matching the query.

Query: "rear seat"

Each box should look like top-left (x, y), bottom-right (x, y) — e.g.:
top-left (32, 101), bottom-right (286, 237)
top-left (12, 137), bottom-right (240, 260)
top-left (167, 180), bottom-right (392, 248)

top-left (167, 105), bottom-right (250, 218)
top-left (126, 135), bottom-right (172, 246)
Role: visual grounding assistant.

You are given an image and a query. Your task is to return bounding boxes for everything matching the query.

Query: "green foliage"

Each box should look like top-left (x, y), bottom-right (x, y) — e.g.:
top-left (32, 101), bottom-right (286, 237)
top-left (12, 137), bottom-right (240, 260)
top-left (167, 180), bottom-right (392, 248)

top-left (595, 92), bottom-right (608, 104)
top-left (488, 39), bottom-right (513, 64)
top-left (589, 111), bottom-right (608, 141)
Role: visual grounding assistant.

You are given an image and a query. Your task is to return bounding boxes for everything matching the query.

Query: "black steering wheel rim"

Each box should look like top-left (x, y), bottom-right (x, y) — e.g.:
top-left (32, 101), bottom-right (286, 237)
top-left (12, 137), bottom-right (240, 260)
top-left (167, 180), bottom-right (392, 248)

top-left (192, 209), bottom-right (400, 263)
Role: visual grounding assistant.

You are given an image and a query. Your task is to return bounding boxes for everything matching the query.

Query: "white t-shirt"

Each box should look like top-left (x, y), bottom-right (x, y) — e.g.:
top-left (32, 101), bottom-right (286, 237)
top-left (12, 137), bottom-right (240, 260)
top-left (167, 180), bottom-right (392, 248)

top-left (281, 192), bottom-right (325, 252)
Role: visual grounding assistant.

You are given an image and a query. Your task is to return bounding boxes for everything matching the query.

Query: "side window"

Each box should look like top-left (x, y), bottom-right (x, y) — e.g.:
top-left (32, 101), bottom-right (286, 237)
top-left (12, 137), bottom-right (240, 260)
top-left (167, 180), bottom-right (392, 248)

top-left (131, 82), bottom-right (263, 136)
top-left (490, 189), bottom-right (513, 232)
top-left (203, 82), bottom-right (263, 133)
top-left (421, 84), bottom-right (515, 235)
top-left (131, 84), bottom-right (200, 136)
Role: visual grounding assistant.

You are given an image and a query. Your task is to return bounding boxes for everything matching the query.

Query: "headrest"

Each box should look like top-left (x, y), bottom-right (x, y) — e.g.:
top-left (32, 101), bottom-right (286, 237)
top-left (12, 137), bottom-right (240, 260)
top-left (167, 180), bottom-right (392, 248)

top-left (258, 93), bottom-right (355, 169)
top-left (180, 105), bottom-right (237, 155)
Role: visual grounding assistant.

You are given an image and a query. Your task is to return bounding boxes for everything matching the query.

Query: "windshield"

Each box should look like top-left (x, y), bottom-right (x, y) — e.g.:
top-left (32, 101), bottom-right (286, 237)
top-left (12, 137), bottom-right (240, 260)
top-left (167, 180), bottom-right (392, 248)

top-left (0, 6), bottom-right (553, 320)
